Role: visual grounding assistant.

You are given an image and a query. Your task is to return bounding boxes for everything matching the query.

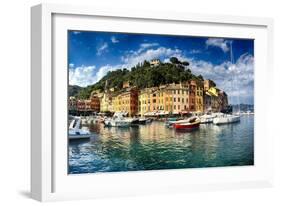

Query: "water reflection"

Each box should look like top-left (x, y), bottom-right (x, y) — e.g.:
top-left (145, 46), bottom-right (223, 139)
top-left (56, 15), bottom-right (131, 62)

top-left (69, 116), bottom-right (254, 174)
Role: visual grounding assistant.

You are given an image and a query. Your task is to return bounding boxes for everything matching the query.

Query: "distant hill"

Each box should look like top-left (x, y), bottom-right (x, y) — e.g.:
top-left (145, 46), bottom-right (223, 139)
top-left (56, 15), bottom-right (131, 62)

top-left (68, 85), bottom-right (83, 97)
top-left (74, 57), bottom-right (204, 99)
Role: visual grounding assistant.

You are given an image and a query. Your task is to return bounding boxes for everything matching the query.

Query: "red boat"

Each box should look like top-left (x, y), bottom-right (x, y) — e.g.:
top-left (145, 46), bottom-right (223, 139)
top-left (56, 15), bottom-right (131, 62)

top-left (173, 117), bottom-right (200, 130)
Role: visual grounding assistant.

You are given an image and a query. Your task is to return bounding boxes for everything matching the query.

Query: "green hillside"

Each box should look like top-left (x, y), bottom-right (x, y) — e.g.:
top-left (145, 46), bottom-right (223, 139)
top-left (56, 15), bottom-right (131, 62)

top-left (71, 57), bottom-right (204, 99)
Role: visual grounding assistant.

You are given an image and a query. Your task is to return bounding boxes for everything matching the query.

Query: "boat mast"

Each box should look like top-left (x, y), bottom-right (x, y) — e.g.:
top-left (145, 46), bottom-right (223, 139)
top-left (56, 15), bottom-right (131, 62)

top-left (230, 41), bottom-right (240, 114)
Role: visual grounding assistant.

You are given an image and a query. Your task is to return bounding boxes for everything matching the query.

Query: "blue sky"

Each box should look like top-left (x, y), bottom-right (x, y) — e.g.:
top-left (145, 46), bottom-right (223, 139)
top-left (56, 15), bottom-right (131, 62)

top-left (68, 31), bottom-right (254, 104)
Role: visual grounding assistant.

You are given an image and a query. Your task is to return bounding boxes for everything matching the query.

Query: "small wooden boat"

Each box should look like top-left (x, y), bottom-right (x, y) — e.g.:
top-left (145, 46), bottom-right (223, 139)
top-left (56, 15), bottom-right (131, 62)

top-left (173, 117), bottom-right (200, 130)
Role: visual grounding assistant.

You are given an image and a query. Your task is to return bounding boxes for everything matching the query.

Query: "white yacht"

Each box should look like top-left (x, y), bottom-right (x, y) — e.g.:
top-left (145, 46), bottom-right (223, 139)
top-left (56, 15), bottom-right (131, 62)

top-left (213, 42), bottom-right (240, 125)
top-left (69, 117), bottom-right (92, 140)
top-left (104, 113), bottom-right (132, 127)
top-left (213, 114), bottom-right (240, 125)
top-left (200, 113), bottom-right (220, 123)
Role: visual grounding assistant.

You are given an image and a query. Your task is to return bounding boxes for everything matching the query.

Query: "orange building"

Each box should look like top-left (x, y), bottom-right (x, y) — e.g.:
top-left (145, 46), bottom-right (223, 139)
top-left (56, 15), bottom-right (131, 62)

top-left (189, 80), bottom-right (197, 112)
top-left (195, 81), bottom-right (204, 112)
top-left (112, 88), bottom-right (139, 116)
top-left (90, 96), bottom-right (100, 112)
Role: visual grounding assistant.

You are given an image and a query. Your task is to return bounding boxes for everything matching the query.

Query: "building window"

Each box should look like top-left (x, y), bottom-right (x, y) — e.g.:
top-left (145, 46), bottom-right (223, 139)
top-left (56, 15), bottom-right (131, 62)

top-left (174, 105), bottom-right (176, 109)
top-left (178, 105), bottom-right (180, 110)
top-left (178, 90), bottom-right (180, 94)
top-left (174, 98), bottom-right (176, 102)
top-left (186, 98), bottom-right (188, 103)
top-left (153, 99), bottom-right (156, 103)
top-left (178, 98), bottom-right (180, 102)
top-left (182, 98), bottom-right (184, 103)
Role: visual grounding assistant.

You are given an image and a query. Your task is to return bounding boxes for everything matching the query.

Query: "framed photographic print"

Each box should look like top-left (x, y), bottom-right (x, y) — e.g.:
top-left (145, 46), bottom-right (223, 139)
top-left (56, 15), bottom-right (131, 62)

top-left (31, 3), bottom-right (274, 201)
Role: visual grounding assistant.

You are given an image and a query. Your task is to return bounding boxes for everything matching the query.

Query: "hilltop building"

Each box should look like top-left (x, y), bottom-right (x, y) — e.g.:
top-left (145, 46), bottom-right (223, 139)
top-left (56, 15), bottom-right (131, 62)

top-left (150, 59), bottom-right (160, 67)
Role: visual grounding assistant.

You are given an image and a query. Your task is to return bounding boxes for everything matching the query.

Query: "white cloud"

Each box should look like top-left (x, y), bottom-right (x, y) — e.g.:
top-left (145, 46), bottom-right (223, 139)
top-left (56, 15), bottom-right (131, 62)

top-left (206, 38), bottom-right (230, 53)
top-left (121, 46), bottom-right (183, 68)
top-left (69, 65), bottom-right (96, 87)
top-left (140, 43), bottom-right (159, 49)
top-left (189, 53), bottom-right (254, 104)
top-left (111, 36), bottom-right (119, 43)
top-left (69, 63), bottom-right (75, 68)
top-left (189, 49), bottom-right (201, 54)
top-left (70, 43), bottom-right (254, 104)
top-left (96, 43), bottom-right (108, 56)
top-left (96, 64), bottom-right (120, 82)
top-left (73, 31), bottom-right (81, 35)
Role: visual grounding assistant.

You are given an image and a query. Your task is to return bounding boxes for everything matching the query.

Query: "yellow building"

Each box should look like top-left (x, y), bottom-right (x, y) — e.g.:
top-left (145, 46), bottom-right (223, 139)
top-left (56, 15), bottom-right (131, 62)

top-left (100, 92), bottom-right (113, 112)
top-left (138, 83), bottom-right (191, 116)
top-left (112, 88), bottom-right (138, 116)
top-left (195, 83), bottom-right (204, 113)
top-left (166, 83), bottom-right (189, 114)
top-left (138, 87), bottom-right (156, 116)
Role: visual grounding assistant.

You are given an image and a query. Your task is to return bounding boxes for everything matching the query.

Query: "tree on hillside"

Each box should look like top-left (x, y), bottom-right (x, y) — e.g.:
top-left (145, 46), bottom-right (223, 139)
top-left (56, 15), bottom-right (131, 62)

top-left (170, 57), bottom-right (180, 64)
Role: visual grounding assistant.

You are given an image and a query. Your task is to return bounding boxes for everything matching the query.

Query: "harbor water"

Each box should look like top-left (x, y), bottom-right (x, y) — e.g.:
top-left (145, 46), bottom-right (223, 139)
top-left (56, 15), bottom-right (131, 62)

top-left (68, 115), bottom-right (254, 174)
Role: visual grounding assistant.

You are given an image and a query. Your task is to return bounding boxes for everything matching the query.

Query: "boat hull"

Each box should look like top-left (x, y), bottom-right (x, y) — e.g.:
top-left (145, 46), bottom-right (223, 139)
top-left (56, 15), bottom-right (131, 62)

top-left (69, 134), bottom-right (92, 140)
top-left (173, 121), bottom-right (200, 130)
top-left (213, 115), bottom-right (240, 125)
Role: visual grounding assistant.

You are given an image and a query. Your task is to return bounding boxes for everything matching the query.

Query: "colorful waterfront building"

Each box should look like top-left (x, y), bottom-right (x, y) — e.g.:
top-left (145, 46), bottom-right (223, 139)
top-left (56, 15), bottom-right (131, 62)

top-left (203, 79), bottom-right (228, 112)
top-left (100, 92), bottom-right (113, 112)
top-left (138, 88), bottom-right (153, 116)
top-left (165, 83), bottom-right (189, 114)
top-left (69, 96), bottom-right (77, 111)
top-left (76, 99), bottom-right (91, 111)
top-left (189, 80), bottom-right (197, 112)
top-left (195, 81), bottom-right (204, 113)
top-left (138, 83), bottom-right (194, 116)
top-left (138, 86), bottom-right (174, 116)
top-left (90, 95), bottom-right (100, 112)
top-left (112, 88), bottom-right (139, 116)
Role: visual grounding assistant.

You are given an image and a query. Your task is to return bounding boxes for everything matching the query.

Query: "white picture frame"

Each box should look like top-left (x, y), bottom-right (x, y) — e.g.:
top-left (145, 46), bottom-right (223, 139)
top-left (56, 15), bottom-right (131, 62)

top-left (31, 3), bottom-right (274, 202)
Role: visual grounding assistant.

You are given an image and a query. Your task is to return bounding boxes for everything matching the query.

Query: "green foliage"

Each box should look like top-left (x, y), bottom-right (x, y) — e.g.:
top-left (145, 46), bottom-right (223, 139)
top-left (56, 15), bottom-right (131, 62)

top-left (170, 57), bottom-right (180, 64)
top-left (68, 85), bottom-right (82, 97)
top-left (73, 59), bottom-right (202, 99)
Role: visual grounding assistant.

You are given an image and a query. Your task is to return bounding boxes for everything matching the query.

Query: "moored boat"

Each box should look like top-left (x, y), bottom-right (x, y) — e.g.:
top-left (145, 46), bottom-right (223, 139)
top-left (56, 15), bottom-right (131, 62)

top-left (173, 117), bottom-right (200, 130)
top-left (138, 117), bottom-right (152, 124)
top-left (69, 117), bottom-right (93, 140)
top-left (104, 113), bottom-right (132, 127)
top-left (200, 113), bottom-right (216, 123)
top-left (213, 114), bottom-right (240, 125)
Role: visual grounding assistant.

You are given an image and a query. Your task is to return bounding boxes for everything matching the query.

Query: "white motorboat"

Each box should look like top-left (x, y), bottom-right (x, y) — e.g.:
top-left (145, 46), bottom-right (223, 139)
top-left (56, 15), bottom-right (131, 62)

top-left (138, 117), bottom-right (152, 124)
top-left (213, 43), bottom-right (241, 125)
top-left (213, 114), bottom-right (240, 125)
top-left (69, 117), bottom-right (93, 140)
top-left (104, 113), bottom-right (131, 127)
top-left (200, 113), bottom-right (219, 123)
